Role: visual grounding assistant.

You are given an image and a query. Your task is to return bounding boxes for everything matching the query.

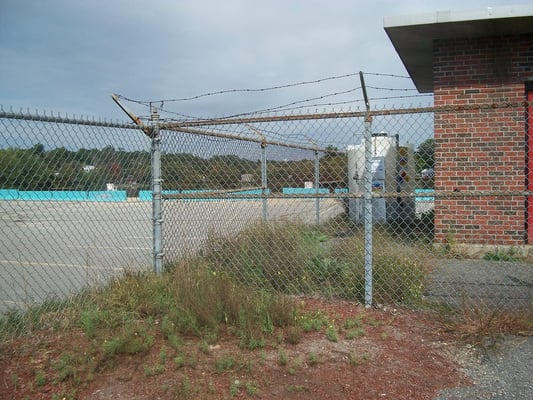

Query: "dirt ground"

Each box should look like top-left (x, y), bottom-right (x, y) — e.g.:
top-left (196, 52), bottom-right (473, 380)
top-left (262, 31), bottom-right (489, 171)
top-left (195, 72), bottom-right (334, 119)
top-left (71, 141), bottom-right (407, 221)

top-left (0, 298), bottom-right (472, 400)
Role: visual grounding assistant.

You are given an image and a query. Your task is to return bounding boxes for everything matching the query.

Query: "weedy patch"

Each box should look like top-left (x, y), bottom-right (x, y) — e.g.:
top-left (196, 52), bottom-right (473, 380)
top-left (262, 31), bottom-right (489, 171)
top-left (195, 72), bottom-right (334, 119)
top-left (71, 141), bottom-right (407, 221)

top-left (206, 221), bottom-right (431, 305)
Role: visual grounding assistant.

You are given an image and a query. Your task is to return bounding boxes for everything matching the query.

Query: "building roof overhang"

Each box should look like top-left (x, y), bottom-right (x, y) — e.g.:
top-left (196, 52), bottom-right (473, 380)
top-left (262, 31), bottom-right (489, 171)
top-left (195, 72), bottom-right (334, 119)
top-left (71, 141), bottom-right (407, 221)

top-left (384, 5), bottom-right (533, 93)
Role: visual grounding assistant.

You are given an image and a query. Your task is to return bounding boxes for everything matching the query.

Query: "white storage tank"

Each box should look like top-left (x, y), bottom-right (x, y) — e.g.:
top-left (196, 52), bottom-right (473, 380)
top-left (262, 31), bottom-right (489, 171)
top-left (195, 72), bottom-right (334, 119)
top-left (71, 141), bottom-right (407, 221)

top-left (347, 133), bottom-right (415, 224)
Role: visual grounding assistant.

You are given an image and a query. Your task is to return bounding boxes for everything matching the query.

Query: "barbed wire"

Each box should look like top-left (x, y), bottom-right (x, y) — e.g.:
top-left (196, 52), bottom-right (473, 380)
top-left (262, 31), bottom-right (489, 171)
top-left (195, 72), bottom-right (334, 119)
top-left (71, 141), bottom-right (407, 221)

top-left (367, 85), bottom-right (419, 91)
top-left (363, 72), bottom-right (412, 79)
top-left (115, 71), bottom-right (430, 123)
top-left (196, 87), bottom-right (363, 121)
top-left (115, 72), bottom-right (362, 106)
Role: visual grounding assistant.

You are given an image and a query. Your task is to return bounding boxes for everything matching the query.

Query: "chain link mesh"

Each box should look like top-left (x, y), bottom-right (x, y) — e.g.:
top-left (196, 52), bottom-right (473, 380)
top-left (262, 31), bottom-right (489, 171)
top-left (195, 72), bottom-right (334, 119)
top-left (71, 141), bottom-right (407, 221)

top-left (161, 102), bottom-right (531, 312)
top-left (0, 111), bottom-right (151, 335)
top-left (1, 101), bottom-right (531, 338)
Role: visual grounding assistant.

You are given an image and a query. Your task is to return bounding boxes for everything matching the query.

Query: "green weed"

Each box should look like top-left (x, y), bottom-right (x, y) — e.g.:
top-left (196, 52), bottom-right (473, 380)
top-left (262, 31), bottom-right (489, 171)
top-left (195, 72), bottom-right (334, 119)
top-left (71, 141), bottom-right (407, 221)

top-left (101, 319), bottom-right (154, 356)
top-left (285, 325), bottom-right (303, 344)
top-left (245, 381), bottom-right (260, 396)
top-left (52, 352), bottom-right (87, 383)
top-left (215, 356), bottom-right (236, 373)
top-left (483, 247), bottom-right (521, 262)
top-left (173, 354), bottom-right (186, 369)
top-left (173, 376), bottom-right (195, 399)
top-left (229, 380), bottom-right (241, 397)
top-left (278, 348), bottom-right (288, 366)
top-left (345, 328), bottom-right (366, 339)
top-left (34, 369), bottom-right (46, 387)
top-left (325, 325), bottom-right (338, 342)
top-left (143, 363), bottom-right (165, 377)
top-left (287, 384), bottom-right (309, 393)
top-left (307, 351), bottom-right (319, 366)
top-left (298, 311), bottom-right (329, 332)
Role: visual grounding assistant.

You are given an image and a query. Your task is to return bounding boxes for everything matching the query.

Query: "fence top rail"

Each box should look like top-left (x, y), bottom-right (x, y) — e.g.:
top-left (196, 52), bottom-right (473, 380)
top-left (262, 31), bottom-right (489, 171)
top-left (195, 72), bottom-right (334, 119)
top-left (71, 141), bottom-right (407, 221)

top-left (0, 107), bottom-right (137, 130)
top-left (161, 106), bottom-right (436, 128)
top-left (161, 190), bottom-right (532, 200)
top-left (161, 100), bottom-right (530, 129)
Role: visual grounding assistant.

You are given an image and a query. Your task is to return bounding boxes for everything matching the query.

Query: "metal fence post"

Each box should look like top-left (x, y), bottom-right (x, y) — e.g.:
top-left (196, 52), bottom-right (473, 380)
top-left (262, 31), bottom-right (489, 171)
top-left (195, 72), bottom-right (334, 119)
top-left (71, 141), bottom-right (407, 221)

top-left (261, 141), bottom-right (268, 221)
top-left (360, 71), bottom-right (373, 307)
top-left (151, 108), bottom-right (163, 274)
top-left (314, 149), bottom-right (320, 225)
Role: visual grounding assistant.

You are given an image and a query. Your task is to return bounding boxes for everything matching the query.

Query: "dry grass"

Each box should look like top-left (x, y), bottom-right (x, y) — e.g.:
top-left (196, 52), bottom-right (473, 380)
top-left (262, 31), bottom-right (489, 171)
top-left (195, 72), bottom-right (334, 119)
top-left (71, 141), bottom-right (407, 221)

top-left (439, 305), bottom-right (533, 346)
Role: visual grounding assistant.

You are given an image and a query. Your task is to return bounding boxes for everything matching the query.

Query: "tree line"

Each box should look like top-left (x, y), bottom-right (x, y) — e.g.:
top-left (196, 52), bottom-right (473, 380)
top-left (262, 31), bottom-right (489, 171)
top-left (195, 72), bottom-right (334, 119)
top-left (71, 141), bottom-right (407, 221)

top-left (0, 139), bottom-right (433, 193)
top-left (0, 144), bottom-right (349, 193)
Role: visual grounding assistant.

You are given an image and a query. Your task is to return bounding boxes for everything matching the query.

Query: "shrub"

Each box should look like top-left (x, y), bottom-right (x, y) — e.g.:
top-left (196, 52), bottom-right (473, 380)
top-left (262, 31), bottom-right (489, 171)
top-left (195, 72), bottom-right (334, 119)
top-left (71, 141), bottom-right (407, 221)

top-left (206, 221), bottom-right (431, 305)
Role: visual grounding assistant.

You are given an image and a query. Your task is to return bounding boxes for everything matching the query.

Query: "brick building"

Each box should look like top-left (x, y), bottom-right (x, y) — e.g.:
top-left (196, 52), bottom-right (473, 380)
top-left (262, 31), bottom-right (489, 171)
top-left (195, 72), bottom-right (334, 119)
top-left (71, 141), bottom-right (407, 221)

top-left (385, 6), bottom-right (533, 251)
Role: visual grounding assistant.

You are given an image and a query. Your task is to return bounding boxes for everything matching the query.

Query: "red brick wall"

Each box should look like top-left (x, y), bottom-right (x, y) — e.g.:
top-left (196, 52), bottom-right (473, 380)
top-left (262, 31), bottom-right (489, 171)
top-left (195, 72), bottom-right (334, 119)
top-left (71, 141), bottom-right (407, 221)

top-left (433, 33), bottom-right (533, 245)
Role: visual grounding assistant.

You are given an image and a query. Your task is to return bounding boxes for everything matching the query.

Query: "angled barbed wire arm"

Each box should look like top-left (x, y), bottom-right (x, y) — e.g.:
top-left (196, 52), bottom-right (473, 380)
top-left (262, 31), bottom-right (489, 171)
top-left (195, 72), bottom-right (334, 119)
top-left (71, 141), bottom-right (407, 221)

top-left (111, 93), bottom-right (163, 274)
top-left (111, 94), bottom-right (152, 137)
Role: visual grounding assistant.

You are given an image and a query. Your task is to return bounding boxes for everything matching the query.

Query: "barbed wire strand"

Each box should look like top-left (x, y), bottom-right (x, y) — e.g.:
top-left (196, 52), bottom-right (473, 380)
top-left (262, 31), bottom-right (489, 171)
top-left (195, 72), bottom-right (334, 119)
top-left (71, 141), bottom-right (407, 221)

top-left (115, 71), bottom-right (426, 122)
top-left (116, 72), bottom-right (363, 105)
top-left (115, 71), bottom-right (414, 106)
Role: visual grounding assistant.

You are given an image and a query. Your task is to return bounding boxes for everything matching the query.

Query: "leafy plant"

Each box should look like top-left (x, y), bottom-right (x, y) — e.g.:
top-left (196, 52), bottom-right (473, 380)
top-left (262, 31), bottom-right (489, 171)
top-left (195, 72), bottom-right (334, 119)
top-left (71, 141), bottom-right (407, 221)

top-left (307, 351), bottom-right (319, 366)
top-left (245, 381), bottom-right (260, 396)
top-left (101, 319), bottom-right (154, 356)
top-left (34, 370), bottom-right (46, 387)
top-left (298, 311), bottom-right (329, 332)
top-left (173, 354), bottom-right (186, 369)
top-left (80, 307), bottom-right (107, 338)
top-left (215, 356), bottom-right (236, 373)
top-left (345, 327), bottom-right (366, 339)
top-left (342, 315), bottom-right (364, 330)
top-left (277, 348), bottom-right (288, 366)
top-left (483, 247), bottom-right (521, 262)
top-left (325, 325), bottom-right (338, 342)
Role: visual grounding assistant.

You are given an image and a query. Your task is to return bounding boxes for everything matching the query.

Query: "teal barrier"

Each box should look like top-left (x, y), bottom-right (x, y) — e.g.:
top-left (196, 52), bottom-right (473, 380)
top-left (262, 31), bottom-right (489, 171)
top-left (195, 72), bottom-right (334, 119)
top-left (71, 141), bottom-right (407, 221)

top-left (0, 190), bottom-right (127, 202)
top-left (282, 188), bottom-right (330, 195)
top-left (139, 190), bottom-right (151, 201)
top-left (18, 191), bottom-right (53, 200)
top-left (52, 191), bottom-right (88, 201)
top-left (0, 187), bottom-right (350, 202)
top-left (0, 189), bottom-right (19, 200)
top-left (414, 188), bottom-right (434, 202)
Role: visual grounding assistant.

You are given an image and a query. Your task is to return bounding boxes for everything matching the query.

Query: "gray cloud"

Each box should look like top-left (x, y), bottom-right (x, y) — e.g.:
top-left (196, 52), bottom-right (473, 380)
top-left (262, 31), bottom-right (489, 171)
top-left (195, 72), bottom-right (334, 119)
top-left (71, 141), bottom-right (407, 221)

top-left (0, 0), bottom-right (519, 120)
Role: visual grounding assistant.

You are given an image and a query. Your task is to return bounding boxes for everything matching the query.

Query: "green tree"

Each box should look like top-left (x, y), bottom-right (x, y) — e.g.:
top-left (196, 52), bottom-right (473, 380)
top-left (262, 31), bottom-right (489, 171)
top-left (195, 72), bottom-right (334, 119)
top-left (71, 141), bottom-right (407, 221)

top-left (416, 138), bottom-right (434, 172)
top-left (320, 146), bottom-right (347, 190)
top-left (0, 148), bottom-right (54, 189)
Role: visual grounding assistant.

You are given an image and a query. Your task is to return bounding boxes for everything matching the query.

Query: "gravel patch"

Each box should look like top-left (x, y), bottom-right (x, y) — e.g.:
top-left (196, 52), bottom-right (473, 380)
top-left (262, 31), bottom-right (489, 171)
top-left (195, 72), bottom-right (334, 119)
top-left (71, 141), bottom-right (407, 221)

top-left (434, 335), bottom-right (533, 400)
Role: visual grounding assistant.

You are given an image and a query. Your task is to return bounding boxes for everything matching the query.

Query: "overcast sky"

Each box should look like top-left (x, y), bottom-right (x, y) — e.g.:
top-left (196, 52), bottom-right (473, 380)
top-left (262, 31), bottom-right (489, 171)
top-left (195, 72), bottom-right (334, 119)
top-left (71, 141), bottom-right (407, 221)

top-left (0, 0), bottom-right (521, 121)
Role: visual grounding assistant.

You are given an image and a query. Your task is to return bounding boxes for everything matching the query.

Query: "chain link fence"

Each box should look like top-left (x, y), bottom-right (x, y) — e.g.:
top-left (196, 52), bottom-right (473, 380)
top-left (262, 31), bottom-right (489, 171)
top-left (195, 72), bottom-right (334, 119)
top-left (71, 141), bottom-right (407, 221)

top-left (1, 100), bottom-right (532, 338)
top-left (0, 110), bottom-right (151, 320)
top-left (160, 103), bottom-right (531, 312)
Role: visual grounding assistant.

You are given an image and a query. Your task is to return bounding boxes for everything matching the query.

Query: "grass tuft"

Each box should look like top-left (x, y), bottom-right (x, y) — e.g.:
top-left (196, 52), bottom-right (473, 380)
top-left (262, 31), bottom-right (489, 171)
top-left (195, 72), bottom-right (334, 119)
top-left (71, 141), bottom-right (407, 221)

top-left (439, 306), bottom-right (533, 346)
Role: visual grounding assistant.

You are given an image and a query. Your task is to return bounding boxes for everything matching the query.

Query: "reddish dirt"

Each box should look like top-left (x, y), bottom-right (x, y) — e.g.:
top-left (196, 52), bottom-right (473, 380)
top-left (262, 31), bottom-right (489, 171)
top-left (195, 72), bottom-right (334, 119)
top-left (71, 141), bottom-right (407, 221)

top-left (0, 299), bottom-right (470, 400)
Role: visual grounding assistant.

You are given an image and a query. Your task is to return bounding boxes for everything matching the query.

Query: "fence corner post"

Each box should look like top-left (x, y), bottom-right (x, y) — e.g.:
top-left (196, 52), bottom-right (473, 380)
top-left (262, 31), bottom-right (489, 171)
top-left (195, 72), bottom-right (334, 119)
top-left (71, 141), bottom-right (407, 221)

top-left (151, 107), bottom-right (163, 274)
top-left (360, 71), bottom-right (373, 308)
